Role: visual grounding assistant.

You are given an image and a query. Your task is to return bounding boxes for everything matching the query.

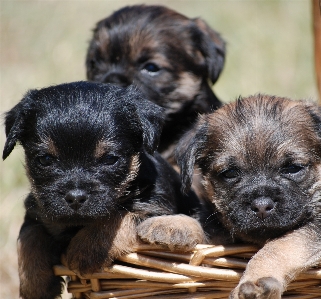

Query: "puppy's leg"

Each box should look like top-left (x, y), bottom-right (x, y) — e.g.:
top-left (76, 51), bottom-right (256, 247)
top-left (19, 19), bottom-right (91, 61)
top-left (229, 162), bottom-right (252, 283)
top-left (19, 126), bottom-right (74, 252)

top-left (18, 219), bottom-right (64, 299)
top-left (66, 212), bottom-right (141, 274)
top-left (230, 224), bottom-right (321, 299)
top-left (137, 214), bottom-right (207, 251)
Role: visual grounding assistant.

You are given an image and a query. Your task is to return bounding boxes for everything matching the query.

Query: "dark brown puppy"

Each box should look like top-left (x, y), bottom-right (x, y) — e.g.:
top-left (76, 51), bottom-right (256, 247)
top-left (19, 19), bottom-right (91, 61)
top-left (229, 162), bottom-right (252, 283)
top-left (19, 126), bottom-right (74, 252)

top-left (2, 82), bottom-right (204, 299)
top-left (175, 94), bottom-right (321, 298)
top-left (86, 5), bottom-right (225, 164)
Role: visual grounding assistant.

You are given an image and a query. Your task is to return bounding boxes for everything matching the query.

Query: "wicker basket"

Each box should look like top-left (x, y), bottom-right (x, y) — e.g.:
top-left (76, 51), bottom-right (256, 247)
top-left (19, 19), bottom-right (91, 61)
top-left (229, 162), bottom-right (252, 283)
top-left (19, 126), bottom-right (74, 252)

top-left (54, 244), bottom-right (321, 299)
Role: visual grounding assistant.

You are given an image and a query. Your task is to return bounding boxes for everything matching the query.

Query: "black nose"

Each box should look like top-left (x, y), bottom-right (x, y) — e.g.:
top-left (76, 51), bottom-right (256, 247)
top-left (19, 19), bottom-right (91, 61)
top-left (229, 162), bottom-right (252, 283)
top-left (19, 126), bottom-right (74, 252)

top-left (65, 189), bottom-right (88, 211)
top-left (103, 72), bottom-right (131, 87)
top-left (250, 197), bottom-right (275, 220)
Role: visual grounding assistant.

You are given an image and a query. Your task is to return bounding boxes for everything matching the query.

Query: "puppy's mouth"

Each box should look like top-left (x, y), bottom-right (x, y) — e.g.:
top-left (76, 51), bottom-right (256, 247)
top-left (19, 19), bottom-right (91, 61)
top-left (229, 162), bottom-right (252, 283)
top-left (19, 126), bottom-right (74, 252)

top-left (36, 190), bottom-right (118, 223)
top-left (222, 195), bottom-right (310, 241)
top-left (36, 183), bottom-right (144, 223)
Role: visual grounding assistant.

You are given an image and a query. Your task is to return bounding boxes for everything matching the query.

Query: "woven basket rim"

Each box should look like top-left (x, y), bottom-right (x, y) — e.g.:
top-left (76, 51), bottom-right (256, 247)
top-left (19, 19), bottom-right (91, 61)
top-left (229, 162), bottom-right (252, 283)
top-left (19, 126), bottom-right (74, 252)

top-left (54, 244), bottom-right (321, 299)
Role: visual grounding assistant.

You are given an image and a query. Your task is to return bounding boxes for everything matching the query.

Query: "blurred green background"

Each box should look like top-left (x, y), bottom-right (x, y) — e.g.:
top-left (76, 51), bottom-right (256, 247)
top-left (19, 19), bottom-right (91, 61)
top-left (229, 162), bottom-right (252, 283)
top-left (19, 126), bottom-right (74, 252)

top-left (0, 0), bottom-right (318, 297)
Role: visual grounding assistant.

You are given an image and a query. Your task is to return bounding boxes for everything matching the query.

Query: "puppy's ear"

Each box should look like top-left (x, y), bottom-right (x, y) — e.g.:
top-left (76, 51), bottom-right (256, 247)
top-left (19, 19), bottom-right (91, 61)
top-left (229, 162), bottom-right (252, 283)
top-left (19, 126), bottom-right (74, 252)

top-left (2, 90), bottom-right (37, 160)
top-left (126, 85), bottom-right (165, 154)
top-left (175, 116), bottom-right (208, 193)
top-left (304, 102), bottom-right (321, 139)
top-left (193, 18), bottom-right (225, 85)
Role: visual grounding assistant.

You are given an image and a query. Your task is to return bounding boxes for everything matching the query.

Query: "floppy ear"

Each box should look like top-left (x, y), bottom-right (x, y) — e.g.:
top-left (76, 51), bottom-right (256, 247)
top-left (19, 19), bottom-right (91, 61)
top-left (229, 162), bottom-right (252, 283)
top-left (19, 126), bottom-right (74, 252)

top-left (305, 102), bottom-right (321, 141)
top-left (175, 116), bottom-right (208, 193)
top-left (125, 85), bottom-right (165, 154)
top-left (2, 90), bottom-right (37, 160)
top-left (193, 18), bottom-right (226, 85)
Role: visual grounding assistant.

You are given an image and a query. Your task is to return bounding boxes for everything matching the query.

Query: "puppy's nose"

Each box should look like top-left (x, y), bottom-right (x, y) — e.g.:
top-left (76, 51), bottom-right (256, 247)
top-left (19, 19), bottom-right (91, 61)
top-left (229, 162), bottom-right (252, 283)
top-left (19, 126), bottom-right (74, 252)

top-left (65, 189), bottom-right (88, 211)
top-left (250, 197), bottom-right (275, 220)
top-left (103, 72), bottom-right (131, 87)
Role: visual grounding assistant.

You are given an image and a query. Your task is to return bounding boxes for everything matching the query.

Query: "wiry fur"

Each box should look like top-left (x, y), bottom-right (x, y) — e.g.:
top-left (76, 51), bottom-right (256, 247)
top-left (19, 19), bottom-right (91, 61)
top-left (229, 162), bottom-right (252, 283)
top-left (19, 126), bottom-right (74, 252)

top-left (2, 82), bottom-right (202, 299)
top-left (86, 5), bottom-right (225, 164)
top-left (176, 94), bottom-right (321, 298)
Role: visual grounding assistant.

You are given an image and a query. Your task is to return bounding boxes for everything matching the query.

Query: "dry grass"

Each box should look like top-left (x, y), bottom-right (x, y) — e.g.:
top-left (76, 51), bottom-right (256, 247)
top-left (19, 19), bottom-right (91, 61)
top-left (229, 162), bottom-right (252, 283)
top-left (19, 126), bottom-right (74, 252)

top-left (0, 0), bottom-right (318, 298)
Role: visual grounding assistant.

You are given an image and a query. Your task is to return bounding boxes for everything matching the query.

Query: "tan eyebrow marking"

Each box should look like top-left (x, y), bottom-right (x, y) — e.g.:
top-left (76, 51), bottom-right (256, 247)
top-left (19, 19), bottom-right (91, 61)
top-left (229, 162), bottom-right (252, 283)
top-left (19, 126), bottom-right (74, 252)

top-left (94, 140), bottom-right (115, 159)
top-left (116, 154), bottom-right (141, 197)
top-left (41, 137), bottom-right (59, 157)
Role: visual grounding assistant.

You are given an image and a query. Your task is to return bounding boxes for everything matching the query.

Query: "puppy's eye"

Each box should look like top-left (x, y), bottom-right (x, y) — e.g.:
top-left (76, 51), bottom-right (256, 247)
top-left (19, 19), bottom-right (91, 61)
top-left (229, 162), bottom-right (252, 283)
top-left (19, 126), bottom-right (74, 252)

top-left (143, 63), bottom-right (160, 73)
top-left (281, 164), bottom-right (304, 175)
top-left (36, 154), bottom-right (55, 167)
top-left (220, 169), bottom-right (240, 180)
top-left (99, 154), bottom-right (119, 166)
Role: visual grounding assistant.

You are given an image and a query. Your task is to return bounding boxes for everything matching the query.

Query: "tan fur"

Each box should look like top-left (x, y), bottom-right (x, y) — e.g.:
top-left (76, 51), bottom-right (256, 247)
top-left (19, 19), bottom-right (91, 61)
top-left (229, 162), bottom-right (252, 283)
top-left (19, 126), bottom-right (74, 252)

top-left (45, 138), bottom-right (59, 156)
top-left (129, 35), bottom-right (160, 60)
top-left (66, 211), bottom-right (143, 274)
top-left (168, 73), bottom-right (201, 103)
top-left (94, 140), bottom-right (114, 159)
top-left (214, 98), bottom-right (321, 298)
top-left (178, 95), bottom-right (321, 298)
top-left (107, 212), bottom-right (142, 260)
top-left (116, 154), bottom-right (141, 196)
top-left (137, 214), bottom-right (207, 251)
top-left (231, 225), bottom-right (321, 298)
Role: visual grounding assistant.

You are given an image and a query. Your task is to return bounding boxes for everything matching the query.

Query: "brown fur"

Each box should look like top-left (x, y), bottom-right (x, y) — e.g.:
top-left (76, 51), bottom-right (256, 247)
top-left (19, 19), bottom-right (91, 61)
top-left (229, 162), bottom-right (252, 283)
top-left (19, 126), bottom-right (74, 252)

top-left (66, 212), bottom-right (142, 274)
top-left (175, 94), bottom-right (321, 298)
top-left (17, 225), bottom-right (64, 299)
top-left (94, 140), bottom-right (113, 159)
top-left (86, 5), bottom-right (225, 172)
top-left (137, 214), bottom-right (206, 251)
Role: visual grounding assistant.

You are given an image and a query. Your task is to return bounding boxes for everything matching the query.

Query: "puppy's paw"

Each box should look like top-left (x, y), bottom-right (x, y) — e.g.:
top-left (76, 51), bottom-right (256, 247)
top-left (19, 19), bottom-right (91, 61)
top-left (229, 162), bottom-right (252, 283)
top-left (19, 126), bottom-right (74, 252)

top-left (137, 214), bottom-right (206, 251)
top-left (66, 214), bottom-right (139, 274)
top-left (66, 230), bottom-right (113, 274)
top-left (66, 242), bottom-right (111, 275)
top-left (230, 277), bottom-right (282, 299)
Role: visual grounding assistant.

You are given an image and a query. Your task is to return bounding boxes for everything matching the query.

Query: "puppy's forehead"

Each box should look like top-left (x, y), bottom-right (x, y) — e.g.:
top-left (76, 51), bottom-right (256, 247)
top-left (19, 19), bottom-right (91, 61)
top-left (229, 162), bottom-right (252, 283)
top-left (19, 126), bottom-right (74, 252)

top-left (38, 135), bottom-right (116, 158)
top-left (95, 9), bottom-right (197, 63)
top-left (34, 101), bottom-right (131, 157)
top-left (206, 95), bottom-right (319, 166)
top-left (36, 113), bottom-right (115, 158)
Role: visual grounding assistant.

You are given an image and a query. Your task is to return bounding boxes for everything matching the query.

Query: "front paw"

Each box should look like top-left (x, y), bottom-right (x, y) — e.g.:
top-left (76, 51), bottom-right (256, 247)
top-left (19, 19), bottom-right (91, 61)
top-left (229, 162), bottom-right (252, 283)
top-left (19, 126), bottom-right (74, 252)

top-left (137, 214), bottom-right (206, 251)
top-left (66, 248), bottom-right (109, 275)
top-left (66, 238), bottom-right (112, 275)
top-left (230, 277), bottom-right (282, 299)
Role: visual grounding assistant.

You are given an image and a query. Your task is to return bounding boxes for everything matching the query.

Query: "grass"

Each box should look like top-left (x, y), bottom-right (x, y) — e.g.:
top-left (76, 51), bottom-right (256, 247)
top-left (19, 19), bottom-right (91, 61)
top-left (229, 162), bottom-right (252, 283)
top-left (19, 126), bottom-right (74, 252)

top-left (0, 0), bottom-right (318, 297)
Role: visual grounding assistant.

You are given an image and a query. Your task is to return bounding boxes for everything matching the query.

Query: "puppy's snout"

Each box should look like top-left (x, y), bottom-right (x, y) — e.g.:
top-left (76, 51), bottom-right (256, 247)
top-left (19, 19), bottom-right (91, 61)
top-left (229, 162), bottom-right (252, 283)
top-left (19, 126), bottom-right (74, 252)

top-left (65, 189), bottom-right (88, 211)
top-left (250, 197), bottom-right (275, 220)
top-left (103, 72), bottom-right (131, 87)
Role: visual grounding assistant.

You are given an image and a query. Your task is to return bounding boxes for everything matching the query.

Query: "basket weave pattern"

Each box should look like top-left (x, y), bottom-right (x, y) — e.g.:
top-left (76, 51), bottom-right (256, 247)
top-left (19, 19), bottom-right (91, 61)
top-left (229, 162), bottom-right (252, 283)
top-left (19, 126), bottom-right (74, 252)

top-left (54, 244), bottom-right (321, 299)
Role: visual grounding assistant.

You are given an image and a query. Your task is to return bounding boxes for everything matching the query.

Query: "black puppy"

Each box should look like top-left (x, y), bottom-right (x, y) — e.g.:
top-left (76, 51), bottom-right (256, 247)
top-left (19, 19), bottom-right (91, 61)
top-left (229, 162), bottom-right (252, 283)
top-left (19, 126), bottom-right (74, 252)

top-left (3, 82), bottom-right (204, 299)
top-left (86, 5), bottom-right (225, 165)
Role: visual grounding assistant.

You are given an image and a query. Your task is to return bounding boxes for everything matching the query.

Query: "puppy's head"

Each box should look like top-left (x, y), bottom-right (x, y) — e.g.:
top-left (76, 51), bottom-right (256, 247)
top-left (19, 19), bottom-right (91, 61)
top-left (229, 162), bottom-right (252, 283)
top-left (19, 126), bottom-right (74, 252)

top-left (86, 5), bottom-right (225, 115)
top-left (3, 82), bottom-right (164, 224)
top-left (177, 94), bottom-right (321, 243)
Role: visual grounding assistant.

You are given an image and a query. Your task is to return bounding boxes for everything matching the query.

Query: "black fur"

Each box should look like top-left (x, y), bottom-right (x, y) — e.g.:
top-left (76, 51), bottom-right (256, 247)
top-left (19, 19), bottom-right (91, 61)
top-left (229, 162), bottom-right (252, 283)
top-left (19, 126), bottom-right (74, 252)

top-left (3, 81), bottom-right (200, 299)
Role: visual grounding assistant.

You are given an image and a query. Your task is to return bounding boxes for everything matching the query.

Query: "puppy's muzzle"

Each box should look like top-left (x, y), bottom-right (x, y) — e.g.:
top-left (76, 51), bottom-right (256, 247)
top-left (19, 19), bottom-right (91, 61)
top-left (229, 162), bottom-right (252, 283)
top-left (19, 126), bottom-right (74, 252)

top-left (65, 189), bottom-right (88, 211)
top-left (102, 72), bottom-right (131, 87)
top-left (250, 196), bottom-right (275, 220)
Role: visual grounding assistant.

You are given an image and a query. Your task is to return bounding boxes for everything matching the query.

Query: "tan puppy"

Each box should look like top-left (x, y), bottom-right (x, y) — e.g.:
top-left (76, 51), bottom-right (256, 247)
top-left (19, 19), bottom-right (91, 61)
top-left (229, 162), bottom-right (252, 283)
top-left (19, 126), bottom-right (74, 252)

top-left (171, 94), bottom-right (321, 298)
